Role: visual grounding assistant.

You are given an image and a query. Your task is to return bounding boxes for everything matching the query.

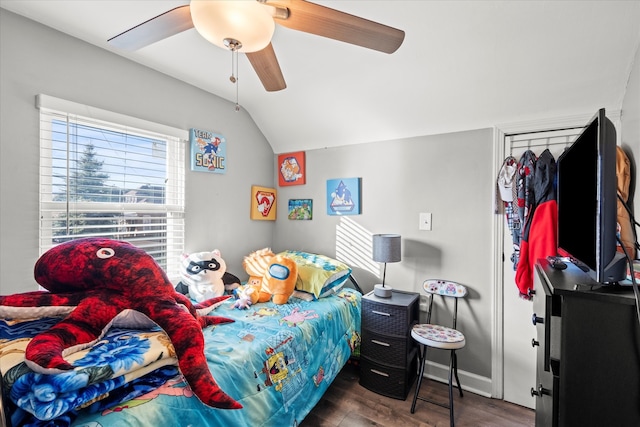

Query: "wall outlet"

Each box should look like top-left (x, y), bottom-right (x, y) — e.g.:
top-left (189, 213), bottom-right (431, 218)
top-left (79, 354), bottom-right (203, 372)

top-left (419, 212), bottom-right (432, 231)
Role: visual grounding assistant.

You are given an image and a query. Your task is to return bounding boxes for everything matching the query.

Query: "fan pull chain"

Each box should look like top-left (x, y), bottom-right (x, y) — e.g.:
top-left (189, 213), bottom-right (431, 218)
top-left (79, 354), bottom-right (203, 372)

top-left (234, 49), bottom-right (240, 112)
top-left (229, 49), bottom-right (240, 112)
top-left (229, 48), bottom-right (236, 83)
top-left (224, 38), bottom-right (242, 112)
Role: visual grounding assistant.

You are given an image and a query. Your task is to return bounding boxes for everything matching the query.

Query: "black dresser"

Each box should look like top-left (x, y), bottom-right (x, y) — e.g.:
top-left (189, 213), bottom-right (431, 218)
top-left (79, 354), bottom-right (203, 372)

top-left (359, 290), bottom-right (419, 399)
top-left (531, 261), bottom-right (640, 426)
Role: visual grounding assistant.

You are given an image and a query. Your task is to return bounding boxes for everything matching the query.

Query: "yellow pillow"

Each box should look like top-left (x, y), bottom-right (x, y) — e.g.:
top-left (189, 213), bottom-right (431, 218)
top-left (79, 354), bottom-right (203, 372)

top-left (279, 250), bottom-right (351, 299)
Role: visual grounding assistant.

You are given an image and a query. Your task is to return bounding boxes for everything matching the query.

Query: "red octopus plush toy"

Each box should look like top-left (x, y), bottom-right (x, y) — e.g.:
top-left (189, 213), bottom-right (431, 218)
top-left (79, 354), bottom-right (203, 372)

top-left (0, 238), bottom-right (242, 409)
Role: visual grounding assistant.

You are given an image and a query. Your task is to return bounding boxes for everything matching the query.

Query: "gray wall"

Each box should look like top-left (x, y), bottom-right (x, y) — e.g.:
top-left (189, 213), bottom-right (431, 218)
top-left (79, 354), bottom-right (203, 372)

top-left (273, 130), bottom-right (495, 381)
top-left (0, 9), bottom-right (274, 294)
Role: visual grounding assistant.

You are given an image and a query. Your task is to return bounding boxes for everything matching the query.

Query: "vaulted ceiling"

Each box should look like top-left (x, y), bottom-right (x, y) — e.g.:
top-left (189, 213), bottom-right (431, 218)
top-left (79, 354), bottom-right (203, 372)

top-left (2, 1), bottom-right (639, 153)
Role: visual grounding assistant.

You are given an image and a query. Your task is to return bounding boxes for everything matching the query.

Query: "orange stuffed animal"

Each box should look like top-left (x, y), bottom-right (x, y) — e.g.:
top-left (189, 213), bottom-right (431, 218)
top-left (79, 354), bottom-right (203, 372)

top-left (240, 248), bottom-right (297, 305)
top-left (257, 254), bottom-right (298, 304)
top-left (240, 248), bottom-right (274, 306)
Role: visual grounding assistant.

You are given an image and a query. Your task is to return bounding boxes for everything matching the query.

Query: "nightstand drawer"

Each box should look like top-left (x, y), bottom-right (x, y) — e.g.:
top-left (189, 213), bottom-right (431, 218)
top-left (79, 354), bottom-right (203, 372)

top-left (362, 292), bottom-right (418, 336)
top-left (359, 351), bottom-right (417, 400)
top-left (361, 329), bottom-right (414, 367)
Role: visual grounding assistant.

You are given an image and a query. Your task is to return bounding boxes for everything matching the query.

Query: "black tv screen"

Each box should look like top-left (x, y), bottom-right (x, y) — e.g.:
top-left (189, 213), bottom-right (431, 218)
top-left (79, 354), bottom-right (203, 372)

top-left (556, 108), bottom-right (626, 284)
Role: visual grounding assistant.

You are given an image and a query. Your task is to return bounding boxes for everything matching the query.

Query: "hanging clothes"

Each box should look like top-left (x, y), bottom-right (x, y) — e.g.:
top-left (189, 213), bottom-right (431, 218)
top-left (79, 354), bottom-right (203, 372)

top-left (496, 156), bottom-right (521, 270)
top-left (616, 146), bottom-right (635, 258)
top-left (515, 149), bottom-right (558, 299)
top-left (516, 150), bottom-right (537, 234)
top-left (513, 150), bottom-right (538, 272)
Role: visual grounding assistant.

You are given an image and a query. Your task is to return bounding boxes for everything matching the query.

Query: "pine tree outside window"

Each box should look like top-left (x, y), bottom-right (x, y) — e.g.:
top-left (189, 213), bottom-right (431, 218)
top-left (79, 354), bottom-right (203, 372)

top-left (37, 95), bottom-right (186, 280)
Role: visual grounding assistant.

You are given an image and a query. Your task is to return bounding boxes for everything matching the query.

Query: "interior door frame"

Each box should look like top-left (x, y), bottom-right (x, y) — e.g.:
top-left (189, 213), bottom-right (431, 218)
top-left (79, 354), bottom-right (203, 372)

top-left (490, 110), bottom-right (621, 399)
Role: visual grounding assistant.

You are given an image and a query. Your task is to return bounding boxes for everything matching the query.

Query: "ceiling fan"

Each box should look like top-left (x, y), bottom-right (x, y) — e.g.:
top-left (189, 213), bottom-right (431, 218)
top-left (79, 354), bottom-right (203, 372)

top-left (108, 0), bottom-right (405, 92)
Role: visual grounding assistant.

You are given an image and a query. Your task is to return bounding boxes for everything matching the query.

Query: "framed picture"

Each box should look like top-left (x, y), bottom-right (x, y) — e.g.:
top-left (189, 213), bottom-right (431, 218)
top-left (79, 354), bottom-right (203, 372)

top-left (190, 128), bottom-right (226, 174)
top-left (250, 185), bottom-right (277, 220)
top-left (326, 177), bottom-right (361, 215)
top-left (288, 199), bottom-right (313, 220)
top-left (277, 151), bottom-right (306, 186)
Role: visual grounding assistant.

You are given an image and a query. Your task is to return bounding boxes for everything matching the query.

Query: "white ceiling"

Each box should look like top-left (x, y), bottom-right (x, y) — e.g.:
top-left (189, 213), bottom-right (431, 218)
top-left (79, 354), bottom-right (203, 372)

top-left (2, 1), bottom-right (639, 154)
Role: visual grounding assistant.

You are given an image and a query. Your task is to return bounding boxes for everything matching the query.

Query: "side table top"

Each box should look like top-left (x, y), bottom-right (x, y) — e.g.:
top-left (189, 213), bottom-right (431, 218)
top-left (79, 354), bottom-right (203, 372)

top-left (363, 289), bottom-right (419, 306)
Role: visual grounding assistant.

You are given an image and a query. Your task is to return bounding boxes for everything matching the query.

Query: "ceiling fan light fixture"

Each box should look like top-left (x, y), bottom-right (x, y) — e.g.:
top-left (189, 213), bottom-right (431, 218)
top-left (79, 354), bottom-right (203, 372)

top-left (190, 0), bottom-right (275, 53)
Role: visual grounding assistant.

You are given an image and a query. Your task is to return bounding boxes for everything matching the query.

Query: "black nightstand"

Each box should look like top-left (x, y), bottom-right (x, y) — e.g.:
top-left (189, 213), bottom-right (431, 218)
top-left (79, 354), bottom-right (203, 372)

top-left (359, 289), bottom-right (420, 399)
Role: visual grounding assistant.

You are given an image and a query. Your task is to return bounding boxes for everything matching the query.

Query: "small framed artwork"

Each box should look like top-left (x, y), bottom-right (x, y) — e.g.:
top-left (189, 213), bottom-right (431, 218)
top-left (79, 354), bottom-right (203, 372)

top-left (250, 185), bottom-right (277, 220)
top-left (326, 177), bottom-right (361, 215)
top-left (190, 128), bottom-right (226, 174)
top-left (288, 199), bottom-right (313, 220)
top-left (277, 151), bottom-right (306, 186)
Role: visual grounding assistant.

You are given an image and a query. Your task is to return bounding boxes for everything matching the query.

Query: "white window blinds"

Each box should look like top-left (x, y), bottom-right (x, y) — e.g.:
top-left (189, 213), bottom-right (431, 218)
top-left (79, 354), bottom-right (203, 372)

top-left (37, 95), bottom-right (186, 280)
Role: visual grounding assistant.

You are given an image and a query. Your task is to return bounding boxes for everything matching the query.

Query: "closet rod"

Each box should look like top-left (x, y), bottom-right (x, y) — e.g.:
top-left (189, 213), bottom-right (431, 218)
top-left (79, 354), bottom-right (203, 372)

top-left (510, 134), bottom-right (573, 144)
top-left (510, 140), bottom-right (571, 150)
top-left (504, 125), bottom-right (584, 138)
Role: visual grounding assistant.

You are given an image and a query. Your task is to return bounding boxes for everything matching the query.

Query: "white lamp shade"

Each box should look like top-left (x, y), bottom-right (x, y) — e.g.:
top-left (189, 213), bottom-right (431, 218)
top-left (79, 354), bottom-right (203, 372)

top-left (372, 234), bottom-right (401, 263)
top-left (190, 0), bottom-right (275, 53)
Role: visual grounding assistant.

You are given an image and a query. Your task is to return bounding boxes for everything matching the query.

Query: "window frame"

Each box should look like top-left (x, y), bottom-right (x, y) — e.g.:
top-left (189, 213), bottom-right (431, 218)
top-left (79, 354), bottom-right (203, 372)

top-left (37, 95), bottom-right (187, 280)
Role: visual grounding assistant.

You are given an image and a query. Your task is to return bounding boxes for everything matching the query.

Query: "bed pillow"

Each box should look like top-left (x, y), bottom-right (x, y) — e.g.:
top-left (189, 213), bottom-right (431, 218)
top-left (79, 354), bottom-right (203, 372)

top-left (279, 250), bottom-right (351, 299)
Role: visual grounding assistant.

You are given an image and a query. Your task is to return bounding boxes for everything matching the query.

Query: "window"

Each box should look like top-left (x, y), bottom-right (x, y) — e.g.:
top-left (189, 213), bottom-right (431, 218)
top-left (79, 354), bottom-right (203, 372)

top-left (37, 95), bottom-right (186, 280)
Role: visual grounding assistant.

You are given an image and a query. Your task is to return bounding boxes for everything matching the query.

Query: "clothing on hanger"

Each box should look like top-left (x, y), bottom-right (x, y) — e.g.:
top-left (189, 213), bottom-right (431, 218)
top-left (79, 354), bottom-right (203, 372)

top-left (496, 156), bottom-right (521, 270)
top-left (515, 149), bottom-right (558, 299)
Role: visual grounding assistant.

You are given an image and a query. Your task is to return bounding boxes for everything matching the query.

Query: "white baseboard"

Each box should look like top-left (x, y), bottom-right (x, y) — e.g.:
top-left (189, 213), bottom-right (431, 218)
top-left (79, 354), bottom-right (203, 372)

top-left (422, 360), bottom-right (493, 398)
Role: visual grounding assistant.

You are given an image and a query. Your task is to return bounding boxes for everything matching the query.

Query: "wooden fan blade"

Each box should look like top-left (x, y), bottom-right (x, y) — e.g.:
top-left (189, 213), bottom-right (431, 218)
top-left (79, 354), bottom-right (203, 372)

top-left (267, 0), bottom-right (404, 54)
top-left (108, 5), bottom-right (194, 51)
top-left (246, 43), bottom-right (287, 92)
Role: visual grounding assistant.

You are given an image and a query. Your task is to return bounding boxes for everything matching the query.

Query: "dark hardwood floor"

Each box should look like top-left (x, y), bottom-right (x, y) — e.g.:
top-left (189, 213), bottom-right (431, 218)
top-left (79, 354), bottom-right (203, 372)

top-left (302, 362), bottom-right (535, 427)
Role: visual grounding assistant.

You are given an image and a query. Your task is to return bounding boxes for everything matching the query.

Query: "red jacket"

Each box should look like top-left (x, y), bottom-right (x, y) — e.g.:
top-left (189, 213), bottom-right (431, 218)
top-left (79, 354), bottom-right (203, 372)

top-left (515, 199), bottom-right (557, 297)
top-left (515, 149), bottom-right (557, 298)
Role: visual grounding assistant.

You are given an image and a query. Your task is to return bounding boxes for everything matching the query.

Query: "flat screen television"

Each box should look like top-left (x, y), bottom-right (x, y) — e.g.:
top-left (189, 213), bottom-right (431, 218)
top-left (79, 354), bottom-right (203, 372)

top-left (556, 108), bottom-right (627, 284)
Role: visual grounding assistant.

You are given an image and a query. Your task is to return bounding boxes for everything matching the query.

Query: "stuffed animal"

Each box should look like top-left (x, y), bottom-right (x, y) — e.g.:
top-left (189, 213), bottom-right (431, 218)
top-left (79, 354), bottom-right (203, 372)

top-left (235, 248), bottom-right (275, 309)
top-left (222, 271), bottom-right (242, 293)
top-left (242, 247), bottom-right (275, 288)
top-left (257, 254), bottom-right (298, 305)
top-left (177, 250), bottom-right (241, 302)
top-left (0, 238), bottom-right (241, 409)
top-left (232, 281), bottom-right (260, 309)
top-left (239, 248), bottom-right (297, 305)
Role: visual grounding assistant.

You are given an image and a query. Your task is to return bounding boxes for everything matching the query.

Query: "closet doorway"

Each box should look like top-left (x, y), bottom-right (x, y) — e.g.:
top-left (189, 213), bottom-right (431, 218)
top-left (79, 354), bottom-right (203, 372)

top-left (500, 127), bottom-right (582, 409)
top-left (494, 111), bottom-right (621, 407)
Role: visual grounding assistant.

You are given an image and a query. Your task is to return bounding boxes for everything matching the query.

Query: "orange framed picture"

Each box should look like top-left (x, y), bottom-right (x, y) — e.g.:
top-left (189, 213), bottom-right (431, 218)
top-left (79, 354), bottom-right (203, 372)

top-left (277, 151), bottom-right (306, 186)
top-left (250, 185), bottom-right (277, 220)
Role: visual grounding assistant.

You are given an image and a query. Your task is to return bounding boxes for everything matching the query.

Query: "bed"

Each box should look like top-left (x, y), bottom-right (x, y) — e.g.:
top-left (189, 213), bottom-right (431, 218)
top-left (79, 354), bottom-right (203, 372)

top-left (0, 249), bottom-right (363, 427)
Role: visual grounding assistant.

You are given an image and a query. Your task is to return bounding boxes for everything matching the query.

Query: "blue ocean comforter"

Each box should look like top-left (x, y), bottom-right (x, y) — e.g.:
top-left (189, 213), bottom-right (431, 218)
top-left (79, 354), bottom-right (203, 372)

top-left (0, 288), bottom-right (361, 427)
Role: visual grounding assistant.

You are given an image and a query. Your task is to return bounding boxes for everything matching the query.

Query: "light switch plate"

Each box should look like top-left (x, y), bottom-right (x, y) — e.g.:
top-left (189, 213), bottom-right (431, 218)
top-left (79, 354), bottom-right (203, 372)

top-left (419, 212), bottom-right (432, 231)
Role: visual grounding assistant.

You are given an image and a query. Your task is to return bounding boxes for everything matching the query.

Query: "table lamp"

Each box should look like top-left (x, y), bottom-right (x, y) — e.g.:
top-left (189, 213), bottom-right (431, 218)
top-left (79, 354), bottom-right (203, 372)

top-left (372, 234), bottom-right (401, 298)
